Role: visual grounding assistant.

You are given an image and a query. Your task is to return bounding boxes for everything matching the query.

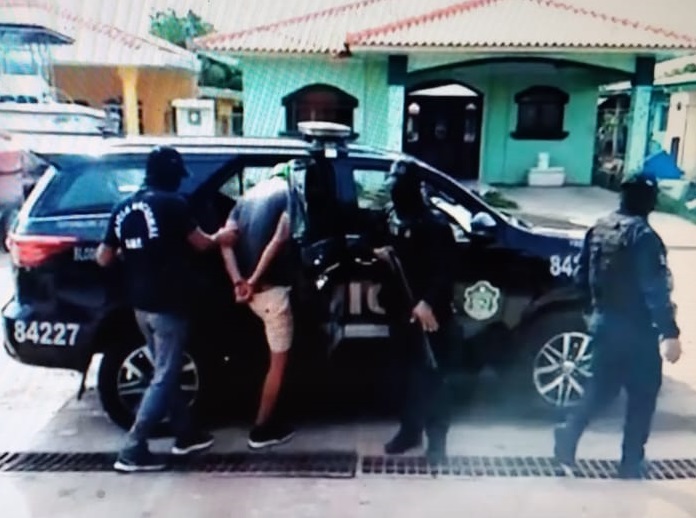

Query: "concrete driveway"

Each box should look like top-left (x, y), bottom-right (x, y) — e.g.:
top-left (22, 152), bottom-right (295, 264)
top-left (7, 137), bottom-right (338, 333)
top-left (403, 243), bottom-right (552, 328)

top-left (498, 186), bottom-right (696, 249)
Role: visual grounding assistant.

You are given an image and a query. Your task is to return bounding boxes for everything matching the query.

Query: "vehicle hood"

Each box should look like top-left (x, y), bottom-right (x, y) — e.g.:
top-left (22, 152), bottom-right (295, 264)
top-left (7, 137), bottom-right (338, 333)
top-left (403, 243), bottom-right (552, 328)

top-left (505, 211), bottom-right (589, 242)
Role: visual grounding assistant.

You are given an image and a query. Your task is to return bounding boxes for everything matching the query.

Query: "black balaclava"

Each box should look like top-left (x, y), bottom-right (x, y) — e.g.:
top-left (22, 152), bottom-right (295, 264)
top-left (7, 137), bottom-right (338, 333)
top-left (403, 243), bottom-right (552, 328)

top-left (387, 160), bottom-right (426, 221)
top-left (619, 172), bottom-right (659, 217)
top-left (143, 146), bottom-right (189, 192)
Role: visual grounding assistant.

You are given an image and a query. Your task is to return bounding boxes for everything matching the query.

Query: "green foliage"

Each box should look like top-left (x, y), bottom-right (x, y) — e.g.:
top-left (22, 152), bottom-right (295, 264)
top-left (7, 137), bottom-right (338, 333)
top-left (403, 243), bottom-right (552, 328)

top-left (664, 62), bottom-right (696, 78)
top-left (149, 9), bottom-right (242, 91)
top-left (482, 190), bottom-right (519, 209)
top-left (149, 9), bottom-right (213, 48)
top-left (199, 57), bottom-right (242, 90)
top-left (656, 190), bottom-right (696, 224)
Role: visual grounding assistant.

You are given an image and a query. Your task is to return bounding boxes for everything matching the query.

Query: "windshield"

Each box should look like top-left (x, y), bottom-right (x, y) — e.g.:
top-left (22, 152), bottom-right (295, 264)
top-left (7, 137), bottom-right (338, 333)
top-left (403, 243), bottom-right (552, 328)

top-left (413, 158), bottom-right (509, 220)
top-left (1, 47), bottom-right (42, 76)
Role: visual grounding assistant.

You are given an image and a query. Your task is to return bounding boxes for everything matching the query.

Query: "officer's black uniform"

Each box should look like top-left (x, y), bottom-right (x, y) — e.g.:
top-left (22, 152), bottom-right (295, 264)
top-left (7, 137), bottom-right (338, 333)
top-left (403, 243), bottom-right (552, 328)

top-left (554, 173), bottom-right (680, 479)
top-left (381, 160), bottom-right (457, 463)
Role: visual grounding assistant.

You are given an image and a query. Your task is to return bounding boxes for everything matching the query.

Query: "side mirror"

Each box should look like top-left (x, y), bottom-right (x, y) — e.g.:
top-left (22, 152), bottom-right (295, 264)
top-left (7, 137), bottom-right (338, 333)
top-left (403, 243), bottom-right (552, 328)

top-left (470, 212), bottom-right (498, 242)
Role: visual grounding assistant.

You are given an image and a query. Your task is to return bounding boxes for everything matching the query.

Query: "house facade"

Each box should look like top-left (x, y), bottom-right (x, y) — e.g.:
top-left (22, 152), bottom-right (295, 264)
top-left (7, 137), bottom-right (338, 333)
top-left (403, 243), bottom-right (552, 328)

top-left (195, 0), bottom-right (696, 186)
top-left (601, 67), bottom-right (696, 182)
top-left (2, 0), bottom-right (201, 136)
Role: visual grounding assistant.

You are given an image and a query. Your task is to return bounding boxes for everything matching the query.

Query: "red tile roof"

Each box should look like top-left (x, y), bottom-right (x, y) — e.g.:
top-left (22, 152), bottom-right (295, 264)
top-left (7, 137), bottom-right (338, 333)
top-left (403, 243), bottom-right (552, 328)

top-left (0, 0), bottom-right (193, 56)
top-left (195, 0), bottom-right (696, 53)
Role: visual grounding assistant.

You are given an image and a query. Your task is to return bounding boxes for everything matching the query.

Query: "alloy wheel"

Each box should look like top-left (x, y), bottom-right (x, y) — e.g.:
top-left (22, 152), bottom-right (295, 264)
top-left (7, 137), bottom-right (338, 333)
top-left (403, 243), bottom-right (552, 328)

top-left (116, 345), bottom-right (200, 414)
top-left (532, 331), bottom-right (593, 408)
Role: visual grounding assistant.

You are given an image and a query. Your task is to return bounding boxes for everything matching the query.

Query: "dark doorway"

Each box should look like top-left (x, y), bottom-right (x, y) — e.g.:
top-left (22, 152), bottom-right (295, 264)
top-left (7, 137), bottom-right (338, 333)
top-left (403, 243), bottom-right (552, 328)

top-left (403, 83), bottom-right (483, 180)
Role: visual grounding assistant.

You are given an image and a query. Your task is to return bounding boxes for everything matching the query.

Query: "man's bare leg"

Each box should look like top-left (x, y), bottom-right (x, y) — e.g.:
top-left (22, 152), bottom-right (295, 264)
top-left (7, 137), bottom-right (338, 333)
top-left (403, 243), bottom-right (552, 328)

top-left (255, 351), bottom-right (288, 426)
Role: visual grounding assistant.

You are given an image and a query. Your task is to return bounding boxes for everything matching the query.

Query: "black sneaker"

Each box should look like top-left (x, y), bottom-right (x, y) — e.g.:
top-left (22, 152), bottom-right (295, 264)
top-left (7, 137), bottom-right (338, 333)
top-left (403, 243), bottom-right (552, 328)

top-left (248, 422), bottom-right (295, 450)
top-left (553, 425), bottom-right (578, 467)
top-left (114, 448), bottom-right (167, 474)
top-left (172, 431), bottom-right (215, 456)
top-left (384, 429), bottom-right (422, 455)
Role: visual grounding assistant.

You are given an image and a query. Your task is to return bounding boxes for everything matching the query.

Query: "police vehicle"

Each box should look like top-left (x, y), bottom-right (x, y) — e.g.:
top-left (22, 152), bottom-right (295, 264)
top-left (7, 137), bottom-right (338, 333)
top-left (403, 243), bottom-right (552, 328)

top-left (2, 122), bottom-right (591, 428)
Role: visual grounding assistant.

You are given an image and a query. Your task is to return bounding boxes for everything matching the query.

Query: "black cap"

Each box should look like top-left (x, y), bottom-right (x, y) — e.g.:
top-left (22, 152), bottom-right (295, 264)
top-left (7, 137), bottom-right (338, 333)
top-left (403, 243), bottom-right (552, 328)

top-left (621, 172), bottom-right (658, 191)
top-left (620, 172), bottom-right (659, 216)
top-left (146, 146), bottom-right (189, 178)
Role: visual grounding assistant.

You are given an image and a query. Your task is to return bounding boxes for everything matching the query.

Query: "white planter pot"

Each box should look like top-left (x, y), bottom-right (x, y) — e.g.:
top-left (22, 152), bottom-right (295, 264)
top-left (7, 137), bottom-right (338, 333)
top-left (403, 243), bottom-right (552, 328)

top-left (527, 167), bottom-right (566, 187)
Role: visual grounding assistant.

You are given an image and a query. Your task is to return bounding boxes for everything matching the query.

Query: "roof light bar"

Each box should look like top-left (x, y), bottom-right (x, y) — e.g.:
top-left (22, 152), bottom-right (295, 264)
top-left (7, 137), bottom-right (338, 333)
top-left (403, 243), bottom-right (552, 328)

top-left (297, 121), bottom-right (358, 158)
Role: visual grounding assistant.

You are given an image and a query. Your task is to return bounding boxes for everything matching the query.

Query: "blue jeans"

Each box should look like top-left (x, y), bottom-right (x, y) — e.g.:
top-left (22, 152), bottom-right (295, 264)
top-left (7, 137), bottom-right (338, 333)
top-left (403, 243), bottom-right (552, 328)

top-left (123, 311), bottom-right (193, 452)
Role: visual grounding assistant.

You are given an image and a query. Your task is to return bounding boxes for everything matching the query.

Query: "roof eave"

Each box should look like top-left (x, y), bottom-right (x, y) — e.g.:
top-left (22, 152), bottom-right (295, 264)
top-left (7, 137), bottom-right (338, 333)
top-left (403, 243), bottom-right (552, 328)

top-left (348, 44), bottom-right (696, 56)
top-left (53, 60), bottom-right (200, 74)
top-left (191, 47), bottom-right (349, 58)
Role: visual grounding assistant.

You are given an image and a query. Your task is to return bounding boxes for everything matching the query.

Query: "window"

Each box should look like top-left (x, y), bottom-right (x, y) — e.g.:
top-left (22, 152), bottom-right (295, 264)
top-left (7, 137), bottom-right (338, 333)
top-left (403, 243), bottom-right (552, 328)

top-left (512, 86), bottom-right (569, 140)
top-left (353, 169), bottom-right (390, 211)
top-left (218, 166), bottom-right (276, 200)
top-left (282, 84), bottom-right (358, 134)
top-left (103, 97), bottom-right (144, 135)
top-left (658, 103), bottom-right (670, 132)
top-left (33, 163), bottom-right (145, 217)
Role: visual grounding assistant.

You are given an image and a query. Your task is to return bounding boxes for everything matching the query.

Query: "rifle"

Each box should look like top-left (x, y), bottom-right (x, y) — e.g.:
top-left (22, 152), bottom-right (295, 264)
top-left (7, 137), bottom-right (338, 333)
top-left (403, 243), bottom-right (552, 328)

top-left (385, 248), bottom-right (439, 372)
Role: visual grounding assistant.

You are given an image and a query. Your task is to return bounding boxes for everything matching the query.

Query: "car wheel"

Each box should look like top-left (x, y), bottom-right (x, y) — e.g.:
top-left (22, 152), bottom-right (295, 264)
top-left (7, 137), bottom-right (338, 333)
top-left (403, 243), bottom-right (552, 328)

top-left (517, 311), bottom-right (593, 413)
top-left (97, 342), bottom-right (204, 431)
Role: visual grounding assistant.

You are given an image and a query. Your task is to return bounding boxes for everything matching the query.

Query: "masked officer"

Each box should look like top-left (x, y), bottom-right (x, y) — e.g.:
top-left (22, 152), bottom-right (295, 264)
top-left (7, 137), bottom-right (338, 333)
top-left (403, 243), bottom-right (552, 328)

top-left (97, 146), bottom-right (235, 473)
top-left (375, 159), bottom-right (457, 464)
top-left (554, 172), bottom-right (682, 479)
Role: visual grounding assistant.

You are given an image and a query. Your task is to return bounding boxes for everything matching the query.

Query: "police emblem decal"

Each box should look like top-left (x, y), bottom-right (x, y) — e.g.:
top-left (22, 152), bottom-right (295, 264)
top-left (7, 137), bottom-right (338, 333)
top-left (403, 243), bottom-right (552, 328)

top-left (463, 280), bottom-right (501, 321)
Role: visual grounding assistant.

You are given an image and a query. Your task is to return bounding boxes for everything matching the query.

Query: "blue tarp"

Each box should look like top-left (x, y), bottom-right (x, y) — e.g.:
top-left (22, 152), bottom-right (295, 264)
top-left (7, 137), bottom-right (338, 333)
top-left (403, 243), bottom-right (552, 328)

top-left (643, 151), bottom-right (684, 180)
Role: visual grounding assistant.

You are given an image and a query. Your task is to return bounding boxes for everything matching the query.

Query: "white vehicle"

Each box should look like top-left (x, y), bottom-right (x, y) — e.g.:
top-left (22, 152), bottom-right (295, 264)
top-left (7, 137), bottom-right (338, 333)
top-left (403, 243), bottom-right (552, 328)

top-left (0, 23), bottom-right (118, 150)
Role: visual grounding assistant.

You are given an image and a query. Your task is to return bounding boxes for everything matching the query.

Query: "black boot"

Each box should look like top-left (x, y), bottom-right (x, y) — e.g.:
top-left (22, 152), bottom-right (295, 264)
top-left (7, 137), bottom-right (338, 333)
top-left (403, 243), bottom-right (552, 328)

top-left (384, 428), bottom-right (422, 455)
top-left (553, 424), bottom-right (579, 467)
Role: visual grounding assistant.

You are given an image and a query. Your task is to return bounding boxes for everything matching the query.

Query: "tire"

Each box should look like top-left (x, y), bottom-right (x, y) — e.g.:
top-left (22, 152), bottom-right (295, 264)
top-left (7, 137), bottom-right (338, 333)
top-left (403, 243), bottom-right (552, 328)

top-left (97, 342), bottom-right (209, 432)
top-left (513, 310), bottom-right (593, 415)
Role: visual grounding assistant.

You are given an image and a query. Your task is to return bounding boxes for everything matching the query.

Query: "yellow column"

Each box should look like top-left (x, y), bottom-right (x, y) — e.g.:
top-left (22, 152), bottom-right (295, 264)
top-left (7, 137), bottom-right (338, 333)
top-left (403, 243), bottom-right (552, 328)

top-left (118, 67), bottom-right (140, 136)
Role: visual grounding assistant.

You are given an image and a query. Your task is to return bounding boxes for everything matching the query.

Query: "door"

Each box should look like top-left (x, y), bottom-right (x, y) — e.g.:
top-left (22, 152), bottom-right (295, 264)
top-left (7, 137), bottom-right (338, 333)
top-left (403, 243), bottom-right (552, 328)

top-left (404, 95), bottom-right (482, 180)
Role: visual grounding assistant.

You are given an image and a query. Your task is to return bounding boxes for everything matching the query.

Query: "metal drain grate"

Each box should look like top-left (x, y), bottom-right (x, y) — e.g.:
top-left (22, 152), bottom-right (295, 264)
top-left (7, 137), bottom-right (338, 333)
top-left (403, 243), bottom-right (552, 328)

top-left (361, 455), bottom-right (696, 480)
top-left (1, 452), bottom-right (695, 479)
top-left (0, 451), bottom-right (357, 478)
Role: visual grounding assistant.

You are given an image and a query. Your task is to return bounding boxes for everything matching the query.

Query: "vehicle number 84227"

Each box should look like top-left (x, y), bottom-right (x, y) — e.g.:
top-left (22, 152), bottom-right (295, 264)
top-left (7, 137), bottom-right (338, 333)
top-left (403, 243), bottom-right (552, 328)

top-left (13, 321), bottom-right (80, 347)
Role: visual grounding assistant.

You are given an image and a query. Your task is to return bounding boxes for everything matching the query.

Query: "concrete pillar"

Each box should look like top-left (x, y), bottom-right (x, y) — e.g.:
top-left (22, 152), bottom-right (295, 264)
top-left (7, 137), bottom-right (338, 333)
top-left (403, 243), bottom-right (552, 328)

top-left (118, 66), bottom-right (140, 136)
top-left (624, 57), bottom-right (655, 175)
top-left (386, 55), bottom-right (407, 152)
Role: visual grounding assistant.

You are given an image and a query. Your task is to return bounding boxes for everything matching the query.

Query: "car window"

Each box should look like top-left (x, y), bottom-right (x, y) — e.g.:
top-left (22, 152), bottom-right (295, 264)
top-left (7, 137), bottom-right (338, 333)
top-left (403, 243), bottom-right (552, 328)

top-left (429, 195), bottom-right (472, 242)
top-left (32, 162), bottom-right (145, 217)
top-left (353, 168), bottom-right (390, 211)
top-left (288, 159), bottom-right (309, 239)
top-left (31, 154), bottom-right (228, 217)
top-left (218, 165), bottom-right (290, 200)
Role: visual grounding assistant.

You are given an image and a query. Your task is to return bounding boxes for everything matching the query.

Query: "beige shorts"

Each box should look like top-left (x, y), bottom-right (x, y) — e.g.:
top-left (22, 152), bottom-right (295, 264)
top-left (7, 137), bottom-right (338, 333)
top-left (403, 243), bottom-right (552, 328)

top-left (248, 286), bottom-right (293, 354)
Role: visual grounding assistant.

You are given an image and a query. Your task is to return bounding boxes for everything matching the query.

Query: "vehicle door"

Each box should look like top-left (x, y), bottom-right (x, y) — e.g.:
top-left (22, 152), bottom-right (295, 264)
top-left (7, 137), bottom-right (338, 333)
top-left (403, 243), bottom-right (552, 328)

top-left (334, 158), bottom-right (546, 353)
top-left (188, 152), bottom-right (304, 353)
top-left (413, 167), bottom-right (549, 353)
top-left (324, 158), bottom-right (395, 343)
top-left (283, 153), bottom-right (379, 352)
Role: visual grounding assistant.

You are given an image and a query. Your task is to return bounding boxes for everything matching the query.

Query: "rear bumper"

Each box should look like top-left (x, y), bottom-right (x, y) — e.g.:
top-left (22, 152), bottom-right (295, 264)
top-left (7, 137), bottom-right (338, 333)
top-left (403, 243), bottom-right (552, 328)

top-left (2, 298), bottom-right (99, 371)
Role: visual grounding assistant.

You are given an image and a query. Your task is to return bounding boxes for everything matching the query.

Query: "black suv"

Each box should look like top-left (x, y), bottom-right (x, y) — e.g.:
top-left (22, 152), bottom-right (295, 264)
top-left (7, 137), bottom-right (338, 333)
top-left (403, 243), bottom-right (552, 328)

top-left (2, 124), bottom-right (591, 428)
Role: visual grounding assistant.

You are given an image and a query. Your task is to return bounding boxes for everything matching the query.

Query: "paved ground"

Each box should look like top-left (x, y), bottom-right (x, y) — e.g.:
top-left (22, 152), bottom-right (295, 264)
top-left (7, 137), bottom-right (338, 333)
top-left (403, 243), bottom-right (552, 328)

top-left (1, 475), bottom-right (695, 518)
top-left (0, 187), bottom-right (695, 517)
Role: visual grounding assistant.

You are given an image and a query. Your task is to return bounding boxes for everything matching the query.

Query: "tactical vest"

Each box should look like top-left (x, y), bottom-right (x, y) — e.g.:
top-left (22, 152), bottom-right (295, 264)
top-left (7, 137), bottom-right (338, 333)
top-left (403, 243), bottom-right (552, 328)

top-left (588, 212), bottom-right (639, 308)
